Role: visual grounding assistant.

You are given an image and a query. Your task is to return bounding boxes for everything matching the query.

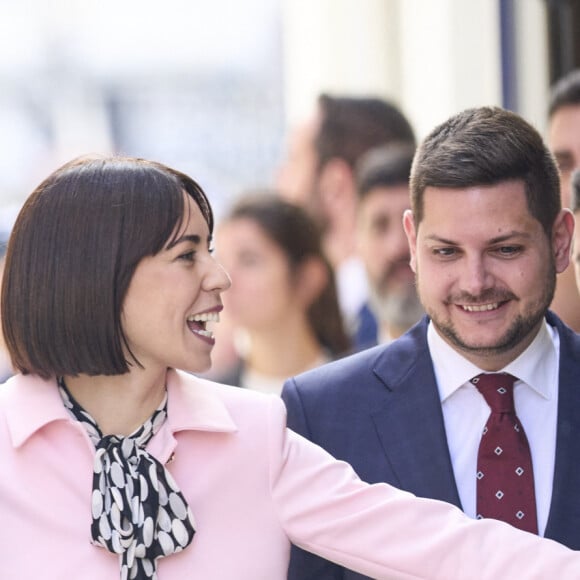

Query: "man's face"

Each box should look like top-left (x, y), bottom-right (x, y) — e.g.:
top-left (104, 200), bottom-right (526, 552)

top-left (403, 180), bottom-right (572, 370)
top-left (357, 184), bottom-right (422, 330)
top-left (548, 104), bottom-right (580, 208)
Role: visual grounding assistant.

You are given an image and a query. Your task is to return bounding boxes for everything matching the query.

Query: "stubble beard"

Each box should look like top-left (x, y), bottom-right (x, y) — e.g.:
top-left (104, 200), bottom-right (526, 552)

top-left (419, 260), bottom-right (556, 358)
top-left (368, 266), bottom-right (424, 331)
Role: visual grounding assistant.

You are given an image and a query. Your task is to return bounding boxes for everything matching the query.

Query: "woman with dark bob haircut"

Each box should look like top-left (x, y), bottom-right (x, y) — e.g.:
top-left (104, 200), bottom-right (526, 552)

top-left (0, 155), bottom-right (578, 579)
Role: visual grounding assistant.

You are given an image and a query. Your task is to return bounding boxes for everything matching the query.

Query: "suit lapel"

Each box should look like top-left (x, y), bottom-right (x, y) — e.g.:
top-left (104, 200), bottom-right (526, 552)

top-left (544, 312), bottom-right (580, 548)
top-left (364, 313), bottom-right (580, 547)
top-left (369, 319), bottom-right (462, 508)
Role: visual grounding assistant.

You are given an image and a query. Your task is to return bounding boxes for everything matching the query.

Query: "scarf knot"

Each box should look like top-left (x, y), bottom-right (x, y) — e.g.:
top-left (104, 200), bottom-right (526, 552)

top-left (59, 379), bottom-right (195, 580)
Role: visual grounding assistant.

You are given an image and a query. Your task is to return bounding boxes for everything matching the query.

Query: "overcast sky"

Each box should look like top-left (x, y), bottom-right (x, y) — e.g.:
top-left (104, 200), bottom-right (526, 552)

top-left (0, 0), bottom-right (280, 76)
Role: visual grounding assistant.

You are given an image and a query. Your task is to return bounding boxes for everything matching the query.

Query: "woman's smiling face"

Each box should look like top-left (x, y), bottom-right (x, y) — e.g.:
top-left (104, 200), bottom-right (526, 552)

top-left (121, 193), bottom-right (231, 375)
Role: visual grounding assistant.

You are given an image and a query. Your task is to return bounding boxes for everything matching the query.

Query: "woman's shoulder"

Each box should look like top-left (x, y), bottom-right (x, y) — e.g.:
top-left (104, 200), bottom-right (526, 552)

top-left (0, 373), bottom-right (55, 404)
top-left (168, 371), bottom-right (290, 464)
top-left (0, 373), bottom-right (68, 451)
top-left (170, 369), bottom-right (287, 426)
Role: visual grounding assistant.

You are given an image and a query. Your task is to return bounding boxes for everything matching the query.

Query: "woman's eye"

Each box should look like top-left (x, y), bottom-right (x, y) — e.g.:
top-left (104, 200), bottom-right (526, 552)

top-left (239, 253), bottom-right (260, 267)
top-left (178, 251), bottom-right (195, 262)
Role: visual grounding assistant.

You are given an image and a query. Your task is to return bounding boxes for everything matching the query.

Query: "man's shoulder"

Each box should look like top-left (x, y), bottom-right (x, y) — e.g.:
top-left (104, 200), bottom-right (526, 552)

top-left (284, 317), bottom-right (430, 396)
top-left (546, 310), bottom-right (580, 355)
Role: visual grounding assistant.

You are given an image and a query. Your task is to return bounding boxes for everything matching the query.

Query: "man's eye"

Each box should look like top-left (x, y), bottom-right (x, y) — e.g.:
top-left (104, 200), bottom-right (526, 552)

top-left (371, 217), bottom-right (390, 234)
top-left (496, 246), bottom-right (521, 257)
top-left (433, 247), bottom-right (456, 257)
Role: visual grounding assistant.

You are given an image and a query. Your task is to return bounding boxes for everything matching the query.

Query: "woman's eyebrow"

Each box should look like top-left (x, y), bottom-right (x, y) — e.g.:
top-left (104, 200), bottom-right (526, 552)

top-left (166, 234), bottom-right (201, 249)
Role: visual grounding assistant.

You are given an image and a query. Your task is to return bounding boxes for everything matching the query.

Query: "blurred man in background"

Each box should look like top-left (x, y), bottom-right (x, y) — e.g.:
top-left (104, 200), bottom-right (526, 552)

top-left (352, 142), bottom-right (423, 350)
top-left (277, 94), bottom-right (415, 333)
top-left (547, 69), bottom-right (580, 331)
top-left (569, 169), bottom-right (580, 295)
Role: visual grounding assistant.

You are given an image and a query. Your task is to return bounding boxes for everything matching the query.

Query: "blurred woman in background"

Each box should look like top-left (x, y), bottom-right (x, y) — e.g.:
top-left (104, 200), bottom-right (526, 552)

top-left (215, 193), bottom-right (350, 393)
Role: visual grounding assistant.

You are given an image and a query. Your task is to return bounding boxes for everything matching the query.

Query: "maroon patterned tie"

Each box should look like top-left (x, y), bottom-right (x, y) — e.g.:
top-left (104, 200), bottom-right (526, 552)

top-left (471, 373), bottom-right (538, 534)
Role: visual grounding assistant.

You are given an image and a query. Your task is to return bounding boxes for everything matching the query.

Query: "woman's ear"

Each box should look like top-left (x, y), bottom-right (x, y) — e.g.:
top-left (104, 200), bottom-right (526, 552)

top-left (294, 257), bottom-right (329, 308)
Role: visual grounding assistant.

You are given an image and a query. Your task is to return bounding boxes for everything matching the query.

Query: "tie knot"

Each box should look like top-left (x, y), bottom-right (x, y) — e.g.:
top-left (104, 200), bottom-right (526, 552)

top-left (471, 372), bottom-right (516, 413)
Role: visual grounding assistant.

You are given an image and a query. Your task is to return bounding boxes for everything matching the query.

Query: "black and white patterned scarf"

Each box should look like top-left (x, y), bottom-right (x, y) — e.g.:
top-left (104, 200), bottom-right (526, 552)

top-left (58, 378), bottom-right (196, 579)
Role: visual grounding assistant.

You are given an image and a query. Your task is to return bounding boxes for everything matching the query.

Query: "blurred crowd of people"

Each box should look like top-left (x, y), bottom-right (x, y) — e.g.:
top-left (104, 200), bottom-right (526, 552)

top-left (204, 68), bottom-right (580, 394)
top-left (206, 94), bottom-right (424, 388)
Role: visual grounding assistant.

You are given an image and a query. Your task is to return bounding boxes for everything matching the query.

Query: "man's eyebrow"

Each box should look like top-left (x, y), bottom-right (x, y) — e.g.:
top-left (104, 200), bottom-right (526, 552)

top-left (486, 232), bottom-right (533, 244)
top-left (425, 232), bottom-right (531, 245)
top-left (424, 235), bottom-right (459, 245)
top-left (166, 234), bottom-right (202, 250)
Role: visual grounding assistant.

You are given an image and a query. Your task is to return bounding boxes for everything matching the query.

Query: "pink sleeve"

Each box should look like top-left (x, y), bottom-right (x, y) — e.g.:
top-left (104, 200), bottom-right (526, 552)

top-left (268, 398), bottom-right (580, 579)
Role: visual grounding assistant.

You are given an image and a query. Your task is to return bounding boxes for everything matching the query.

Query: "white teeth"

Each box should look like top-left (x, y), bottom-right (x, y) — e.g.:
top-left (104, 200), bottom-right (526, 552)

top-left (193, 328), bottom-right (215, 339)
top-left (462, 303), bottom-right (499, 312)
top-left (187, 312), bottom-right (220, 323)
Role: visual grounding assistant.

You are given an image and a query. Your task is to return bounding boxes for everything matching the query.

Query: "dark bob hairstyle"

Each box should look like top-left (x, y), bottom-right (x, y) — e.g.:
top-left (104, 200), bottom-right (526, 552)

top-left (1, 155), bottom-right (213, 379)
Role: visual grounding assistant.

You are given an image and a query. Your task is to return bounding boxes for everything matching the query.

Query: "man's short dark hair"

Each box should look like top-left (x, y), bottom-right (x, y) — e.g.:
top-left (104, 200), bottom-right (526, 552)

top-left (549, 69), bottom-right (580, 118)
top-left (2, 155), bottom-right (213, 379)
top-left (315, 94), bottom-right (416, 170)
top-left (355, 143), bottom-right (415, 198)
top-left (410, 106), bottom-right (561, 236)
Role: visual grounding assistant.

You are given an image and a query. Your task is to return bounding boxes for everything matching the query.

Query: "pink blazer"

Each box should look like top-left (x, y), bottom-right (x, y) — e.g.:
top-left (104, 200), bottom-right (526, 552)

top-left (0, 369), bottom-right (578, 579)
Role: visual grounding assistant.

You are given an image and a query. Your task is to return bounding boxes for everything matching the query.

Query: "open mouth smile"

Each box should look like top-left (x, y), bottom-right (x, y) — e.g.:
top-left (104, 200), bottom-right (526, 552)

top-left (187, 310), bottom-right (220, 339)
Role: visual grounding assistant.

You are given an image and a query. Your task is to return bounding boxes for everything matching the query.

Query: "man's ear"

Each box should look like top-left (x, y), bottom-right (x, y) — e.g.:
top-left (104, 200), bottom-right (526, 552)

top-left (403, 209), bottom-right (418, 273)
top-left (294, 257), bottom-right (328, 307)
top-left (552, 208), bottom-right (575, 273)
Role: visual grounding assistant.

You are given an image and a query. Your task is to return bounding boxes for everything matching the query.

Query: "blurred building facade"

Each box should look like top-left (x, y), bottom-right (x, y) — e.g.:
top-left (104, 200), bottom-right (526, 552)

top-left (0, 0), bottom-right (577, 213)
top-left (0, 0), bottom-right (284, 217)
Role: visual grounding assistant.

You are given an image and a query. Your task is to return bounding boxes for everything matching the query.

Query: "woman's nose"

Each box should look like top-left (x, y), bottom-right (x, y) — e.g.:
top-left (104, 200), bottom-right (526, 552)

top-left (205, 258), bottom-right (232, 292)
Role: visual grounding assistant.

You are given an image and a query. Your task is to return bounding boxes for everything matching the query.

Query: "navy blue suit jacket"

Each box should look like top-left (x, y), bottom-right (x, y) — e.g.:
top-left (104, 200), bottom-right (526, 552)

top-left (281, 312), bottom-right (580, 580)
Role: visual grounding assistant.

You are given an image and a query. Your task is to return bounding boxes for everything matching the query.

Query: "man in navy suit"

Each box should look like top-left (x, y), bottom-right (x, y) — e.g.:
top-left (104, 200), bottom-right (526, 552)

top-left (282, 106), bottom-right (580, 579)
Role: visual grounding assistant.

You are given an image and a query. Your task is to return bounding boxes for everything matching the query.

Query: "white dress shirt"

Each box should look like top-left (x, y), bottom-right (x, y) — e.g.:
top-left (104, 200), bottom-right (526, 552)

top-left (336, 255), bottom-right (368, 332)
top-left (428, 319), bottom-right (559, 536)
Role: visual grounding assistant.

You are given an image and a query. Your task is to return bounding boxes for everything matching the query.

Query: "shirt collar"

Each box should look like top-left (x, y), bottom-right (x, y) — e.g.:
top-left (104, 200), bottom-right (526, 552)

top-left (165, 369), bottom-right (237, 434)
top-left (5, 368), bottom-right (237, 449)
top-left (428, 318), bottom-right (558, 403)
top-left (3, 373), bottom-right (71, 448)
